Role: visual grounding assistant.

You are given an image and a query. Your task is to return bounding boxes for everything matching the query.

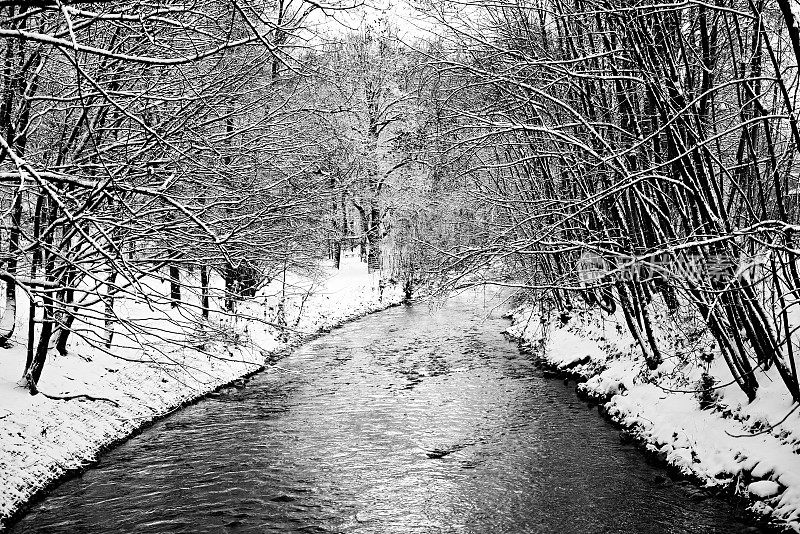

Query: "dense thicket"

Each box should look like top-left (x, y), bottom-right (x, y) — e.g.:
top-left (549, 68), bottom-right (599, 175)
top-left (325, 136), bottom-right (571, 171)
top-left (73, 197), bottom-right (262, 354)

top-left (6, 0), bottom-right (800, 407)
top-left (416, 0), bottom-right (800, 402)
top-left (0, 1), bottom-right (354, 392)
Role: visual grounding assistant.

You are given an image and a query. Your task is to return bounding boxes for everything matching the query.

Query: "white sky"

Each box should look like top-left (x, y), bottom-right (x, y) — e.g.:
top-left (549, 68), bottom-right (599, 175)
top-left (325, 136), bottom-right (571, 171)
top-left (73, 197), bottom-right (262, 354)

top-left (305, 0), bottom-right (439, 43)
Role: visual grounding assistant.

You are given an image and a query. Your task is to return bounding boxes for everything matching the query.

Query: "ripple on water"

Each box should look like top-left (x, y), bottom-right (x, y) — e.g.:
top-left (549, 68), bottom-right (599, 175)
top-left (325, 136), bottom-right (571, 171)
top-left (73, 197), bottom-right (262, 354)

top-left (10, 295), bottom-right (772, 534)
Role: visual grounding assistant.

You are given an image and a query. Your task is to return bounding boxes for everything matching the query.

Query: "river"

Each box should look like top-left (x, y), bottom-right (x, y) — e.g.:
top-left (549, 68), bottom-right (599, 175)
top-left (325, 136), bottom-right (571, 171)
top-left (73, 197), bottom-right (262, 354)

top-left (10, 293), bottom-right (767, 533)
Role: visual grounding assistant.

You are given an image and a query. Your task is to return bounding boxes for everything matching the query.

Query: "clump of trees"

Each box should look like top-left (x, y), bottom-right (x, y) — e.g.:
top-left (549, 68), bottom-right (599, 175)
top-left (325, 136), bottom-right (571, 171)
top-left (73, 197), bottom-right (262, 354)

top-left (0, 0), bottom-right (364, 393)
top-left (414, 0), bottom-right (800, 403)
top-left (13, 0), bottom-right (794, 409)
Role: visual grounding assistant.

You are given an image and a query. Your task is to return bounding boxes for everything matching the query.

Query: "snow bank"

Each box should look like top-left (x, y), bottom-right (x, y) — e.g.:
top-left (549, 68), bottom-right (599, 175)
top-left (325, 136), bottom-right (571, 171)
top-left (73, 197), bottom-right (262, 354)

top-left (0, 256), bottom-right (402, 529)
top-left (505, 302), bottom-right (800, 532)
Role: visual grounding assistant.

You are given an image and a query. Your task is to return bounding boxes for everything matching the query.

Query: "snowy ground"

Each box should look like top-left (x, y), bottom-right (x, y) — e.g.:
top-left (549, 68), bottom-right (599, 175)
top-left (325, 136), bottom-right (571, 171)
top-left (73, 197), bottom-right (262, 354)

top-left (505, 302), bottom-right (800, 532)
top-left (0, 255), bottom-right (402, 529)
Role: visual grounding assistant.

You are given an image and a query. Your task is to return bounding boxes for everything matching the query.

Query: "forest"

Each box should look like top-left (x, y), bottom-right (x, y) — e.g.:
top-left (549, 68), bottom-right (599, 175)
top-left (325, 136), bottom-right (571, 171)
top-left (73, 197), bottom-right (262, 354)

top-left (2, 0), bottom-right (800, 531)
top-left (1, 0), bottom-right (798, 407)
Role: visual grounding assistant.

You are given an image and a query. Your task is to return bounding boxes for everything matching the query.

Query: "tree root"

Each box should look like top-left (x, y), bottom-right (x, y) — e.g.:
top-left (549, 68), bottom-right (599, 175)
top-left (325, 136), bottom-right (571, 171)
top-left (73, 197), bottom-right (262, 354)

top-left (22, 373), bottom-right (120, 406)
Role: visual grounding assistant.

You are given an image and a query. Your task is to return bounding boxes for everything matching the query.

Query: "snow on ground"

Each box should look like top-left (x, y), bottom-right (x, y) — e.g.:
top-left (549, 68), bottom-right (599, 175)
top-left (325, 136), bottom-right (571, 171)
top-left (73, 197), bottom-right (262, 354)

top-left (0, 255), bottom-right (402, 529)
top-left (505, 301), bottom-right (800, 532)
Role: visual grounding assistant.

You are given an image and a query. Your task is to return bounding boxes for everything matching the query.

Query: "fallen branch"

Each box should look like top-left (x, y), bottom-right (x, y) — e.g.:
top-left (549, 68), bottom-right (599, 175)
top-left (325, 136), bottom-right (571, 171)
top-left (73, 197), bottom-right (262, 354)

top-left (725, 402), bottom-right (800, 438)
top-left (37, 390), bottom-right (120, 407)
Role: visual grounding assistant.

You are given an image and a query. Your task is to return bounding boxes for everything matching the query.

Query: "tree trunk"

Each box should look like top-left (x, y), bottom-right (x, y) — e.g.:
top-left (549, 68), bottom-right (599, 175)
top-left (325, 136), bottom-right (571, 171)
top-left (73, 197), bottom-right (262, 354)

top-left (169, 264), bottom-right (181, 308)
top-left (200, 264), bottom-right (210, 320)
top-left (367, 205), bottom-right (381, 272)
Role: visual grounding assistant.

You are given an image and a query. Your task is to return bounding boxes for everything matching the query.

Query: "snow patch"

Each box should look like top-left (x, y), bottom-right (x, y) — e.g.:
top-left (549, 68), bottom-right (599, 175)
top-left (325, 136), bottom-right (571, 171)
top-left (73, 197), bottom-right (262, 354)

top-left (0, 256), bottom-right (402, 528)
top-left (506, 302), bottom-right (800, 532)
top-left (749, 480), bottom-right (781, 500)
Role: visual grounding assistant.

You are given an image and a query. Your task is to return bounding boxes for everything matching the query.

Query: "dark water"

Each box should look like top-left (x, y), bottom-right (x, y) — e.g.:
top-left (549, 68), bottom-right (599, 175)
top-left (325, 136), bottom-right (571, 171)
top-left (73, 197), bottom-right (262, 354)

top-left (11, 294), bottom-right (768, 533)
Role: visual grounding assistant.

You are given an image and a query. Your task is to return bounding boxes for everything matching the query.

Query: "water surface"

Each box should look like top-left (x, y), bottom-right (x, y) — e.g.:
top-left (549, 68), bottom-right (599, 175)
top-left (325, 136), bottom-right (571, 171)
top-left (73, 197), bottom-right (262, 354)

top-left (11, 294), bottom-right (767, 533)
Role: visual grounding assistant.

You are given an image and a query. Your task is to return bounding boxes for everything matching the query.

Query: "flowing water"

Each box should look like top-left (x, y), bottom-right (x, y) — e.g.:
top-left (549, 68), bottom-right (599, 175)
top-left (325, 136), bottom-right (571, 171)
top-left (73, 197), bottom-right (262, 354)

top-left (10, 293), bottom-right (768, 533)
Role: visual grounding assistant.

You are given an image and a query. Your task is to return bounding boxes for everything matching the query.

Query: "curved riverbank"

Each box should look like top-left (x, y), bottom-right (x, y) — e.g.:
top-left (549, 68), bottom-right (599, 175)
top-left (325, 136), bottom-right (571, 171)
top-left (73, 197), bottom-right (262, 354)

top-left (0, 262), bottom-right (402, 531)
top-left (7, 294), bottom-right (769, 534)
top-left (504, 305), bottom-right (800, 533)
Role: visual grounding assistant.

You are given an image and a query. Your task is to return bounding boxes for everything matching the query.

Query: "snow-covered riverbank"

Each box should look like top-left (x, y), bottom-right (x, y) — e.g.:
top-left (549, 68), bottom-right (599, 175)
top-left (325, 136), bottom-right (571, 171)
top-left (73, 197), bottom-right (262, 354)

top-left (505, 304), bottom-right (800, 532)
top-left (0, 257), bottom-right (401, 530)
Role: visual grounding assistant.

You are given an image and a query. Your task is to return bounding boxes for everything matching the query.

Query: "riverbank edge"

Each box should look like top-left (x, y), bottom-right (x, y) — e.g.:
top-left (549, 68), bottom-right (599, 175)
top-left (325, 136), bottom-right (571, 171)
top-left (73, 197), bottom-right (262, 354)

top-left (503, 309), bottom-right (799, 533)
top-left (0, 292), bottom-right (404, 532)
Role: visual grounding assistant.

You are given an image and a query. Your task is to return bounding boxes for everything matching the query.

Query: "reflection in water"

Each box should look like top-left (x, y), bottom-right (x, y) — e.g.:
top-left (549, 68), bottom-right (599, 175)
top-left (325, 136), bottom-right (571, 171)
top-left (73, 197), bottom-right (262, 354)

top-left (11, 292), bottom-right (767, 533)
